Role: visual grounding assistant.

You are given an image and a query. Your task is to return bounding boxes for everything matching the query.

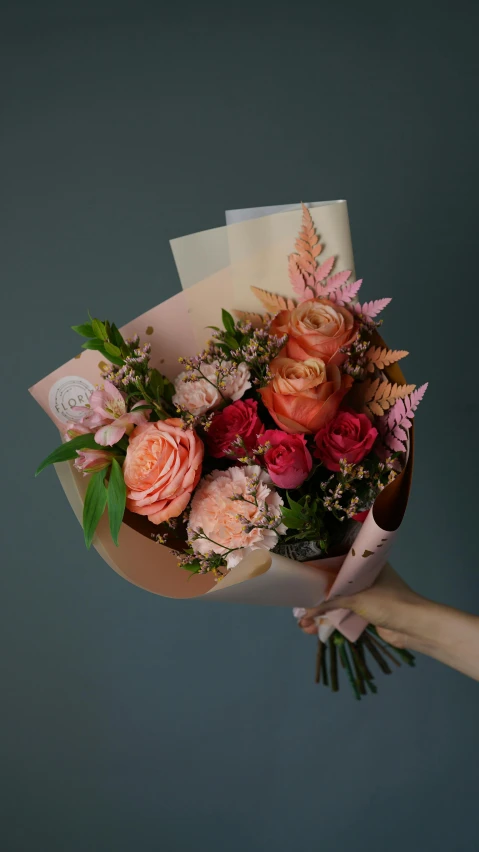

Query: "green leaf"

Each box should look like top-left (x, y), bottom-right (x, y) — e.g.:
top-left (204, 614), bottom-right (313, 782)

top-left (110, 323), bottom-right (126, 350)
top-left (81, 339), bottom-right (105, 351)
top-left (148, 368), bottom-right (164, 399)
top-left (222, 309), bottom-right (236, 335)
top-left (91, 318), bottom-right (108, 340)
top-left (223, 334), bottom-right (239, 350)
top-left (107, 458), bottom-right (127, 546)
top-left (182, 561), bottom-right (202, 573)
top-left (281, 509), bottom-right (303, 529)
top-left (72, 323), bottom-right (95, 338)
top-left (83, 469), bottom-right (108, 549)
top-left (286, 493), bottom-right (304, 513)
top-left (162, 377), bottom-right (175, 404)
top-left (35, 433), bottom-right (107, 476)
top-left (84, 342), bottom-right (123, 366)
top-left (103, 341), bottom-right (122, 358)
top-left (129, 404), bottom-right (152, 412)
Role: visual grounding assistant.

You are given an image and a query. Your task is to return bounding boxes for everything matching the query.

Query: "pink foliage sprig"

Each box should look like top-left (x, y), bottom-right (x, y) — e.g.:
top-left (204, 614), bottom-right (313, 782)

top-left (288, 205), bottom-right (384, 315)
top-left (380, 383), bottom-right (429, 452)
top-left (352, 298), bottom-right (392, 321)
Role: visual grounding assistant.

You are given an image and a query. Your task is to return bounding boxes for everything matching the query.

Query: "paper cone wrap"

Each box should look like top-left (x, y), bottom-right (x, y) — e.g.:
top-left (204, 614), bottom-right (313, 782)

top-left (30, 202), bottom-right (413, 641)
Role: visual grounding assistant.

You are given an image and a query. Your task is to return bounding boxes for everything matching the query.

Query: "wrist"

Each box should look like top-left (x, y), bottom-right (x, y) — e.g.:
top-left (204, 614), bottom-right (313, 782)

top-left (401, 598), bottom-right (446, 655)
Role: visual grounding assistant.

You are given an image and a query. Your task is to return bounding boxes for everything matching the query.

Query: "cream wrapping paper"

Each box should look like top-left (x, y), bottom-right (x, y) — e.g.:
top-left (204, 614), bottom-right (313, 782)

top-left (30, 202), bottom-right (412, 642)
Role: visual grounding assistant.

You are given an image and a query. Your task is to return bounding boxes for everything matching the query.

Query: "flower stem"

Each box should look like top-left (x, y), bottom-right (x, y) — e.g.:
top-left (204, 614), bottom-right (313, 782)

top-left (329, 636), bottom-right (339, 692)
top-left (362, 633), bottom-right (392, 675)
top-left (315, 639), bottom-right (323, 684)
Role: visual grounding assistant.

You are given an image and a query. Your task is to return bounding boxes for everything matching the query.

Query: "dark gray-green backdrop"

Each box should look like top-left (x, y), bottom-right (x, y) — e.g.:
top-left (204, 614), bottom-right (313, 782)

top-left (2, 2), bottom-right (478, 850)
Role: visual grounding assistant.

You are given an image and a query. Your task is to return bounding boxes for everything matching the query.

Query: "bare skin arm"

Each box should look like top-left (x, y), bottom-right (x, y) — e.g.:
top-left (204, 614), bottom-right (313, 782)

top-left (299, 564), bottom-right (479, 682)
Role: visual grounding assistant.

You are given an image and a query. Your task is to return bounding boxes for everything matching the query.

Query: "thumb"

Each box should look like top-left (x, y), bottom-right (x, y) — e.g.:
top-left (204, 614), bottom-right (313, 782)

top-left (304, 595), bottom-right (356, 619)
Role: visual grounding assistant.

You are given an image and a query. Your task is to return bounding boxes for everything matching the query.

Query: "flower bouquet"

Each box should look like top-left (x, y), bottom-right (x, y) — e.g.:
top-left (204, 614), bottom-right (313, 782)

top-left (31, 201), bottom-right (427, 699)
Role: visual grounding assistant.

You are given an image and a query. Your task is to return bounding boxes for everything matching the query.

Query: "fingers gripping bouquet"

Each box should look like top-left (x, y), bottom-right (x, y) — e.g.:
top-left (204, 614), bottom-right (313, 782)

top-left (31, 202), bottom-right (427, 699)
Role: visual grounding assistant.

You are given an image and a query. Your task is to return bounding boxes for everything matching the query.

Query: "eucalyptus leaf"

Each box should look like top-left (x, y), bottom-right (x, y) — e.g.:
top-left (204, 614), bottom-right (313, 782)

top-left (83, 469), bottom-right (108, 549)
top-left (107, 458), bottom-right (126, 546)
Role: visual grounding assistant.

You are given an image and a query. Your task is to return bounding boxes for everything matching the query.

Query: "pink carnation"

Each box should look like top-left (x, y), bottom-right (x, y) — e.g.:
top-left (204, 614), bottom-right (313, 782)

top-left (172, 361), bottom-right (251, 416)
top-left (188, 465), bottom-right (286, 569)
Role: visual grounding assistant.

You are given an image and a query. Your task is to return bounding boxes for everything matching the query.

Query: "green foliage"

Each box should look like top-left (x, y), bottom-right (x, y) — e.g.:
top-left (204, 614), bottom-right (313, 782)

top-left (107, 458), bottom-right (127, 546)
top-left (71, 323), bottom-right (95, 338)
top-left (83, 469), bottom-right (108, 549)
top-left (74, 316), bottom-right (127, 367)
top-left (281, 492), bottom-right (329, 550)
top-left (35, 433), bottom-right (112, 476)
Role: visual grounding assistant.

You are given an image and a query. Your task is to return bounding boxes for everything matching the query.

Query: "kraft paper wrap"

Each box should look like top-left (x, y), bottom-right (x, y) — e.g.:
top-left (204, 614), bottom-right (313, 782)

top-left (29, 202), bottom-right (413, 641)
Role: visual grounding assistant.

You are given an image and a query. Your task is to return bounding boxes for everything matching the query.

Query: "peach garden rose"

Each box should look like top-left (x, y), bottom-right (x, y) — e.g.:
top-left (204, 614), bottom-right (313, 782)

top-left (123, 419), bottom-right (204, 524)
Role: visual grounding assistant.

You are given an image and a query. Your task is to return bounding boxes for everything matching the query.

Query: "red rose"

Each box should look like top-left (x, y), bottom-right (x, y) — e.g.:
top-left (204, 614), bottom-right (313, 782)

top-left (260, 429), bottom-right (312, 489)
top-left (207, 399), bottom-right (264, 459)
top-left (314, 409), bottom-right (378, 471)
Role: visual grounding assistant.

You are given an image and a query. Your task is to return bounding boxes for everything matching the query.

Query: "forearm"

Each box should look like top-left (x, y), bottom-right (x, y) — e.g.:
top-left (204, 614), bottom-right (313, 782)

top-left (405, 600), bottom-right (479, 681)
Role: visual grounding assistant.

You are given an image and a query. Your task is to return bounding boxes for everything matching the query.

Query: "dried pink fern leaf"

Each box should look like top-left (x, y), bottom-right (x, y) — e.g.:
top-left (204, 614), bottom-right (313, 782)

top-left (382, 383), bottom-right (428, 449)
top-left (288, 255), bottom-right (314, 301)
top-left (293, 204), bottom-right (322, 276)
top-left (353, 298), bottom-right (392, 320)
top-left (232, 309), bottom-right (272, 328)
top-left (321, 269), bottom-right (351, 296)
top-left (365, 345), bottom-right (409, 372)
top-left (250, 286), bottom-right (296, 313)
top-left (314, 255), bottom-right (336, 284)
top-left (363, 378), bottom-right (416, 417)
top-left (330, 277), bottom-right (363, 305)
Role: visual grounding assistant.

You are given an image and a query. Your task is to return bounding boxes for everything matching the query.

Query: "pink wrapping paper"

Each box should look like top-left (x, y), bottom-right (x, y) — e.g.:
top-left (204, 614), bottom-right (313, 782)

top-left (29, 202), bottom-right (413, 641)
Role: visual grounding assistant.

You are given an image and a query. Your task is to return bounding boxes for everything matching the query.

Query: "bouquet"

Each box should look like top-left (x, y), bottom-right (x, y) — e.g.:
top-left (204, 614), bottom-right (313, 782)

top-left (31, 202), bottom-right (427, 699)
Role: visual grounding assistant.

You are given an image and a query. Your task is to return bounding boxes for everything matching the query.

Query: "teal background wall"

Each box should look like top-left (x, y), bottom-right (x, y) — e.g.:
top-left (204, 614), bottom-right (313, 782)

top-left (2, 2), bottom-right (479, 850)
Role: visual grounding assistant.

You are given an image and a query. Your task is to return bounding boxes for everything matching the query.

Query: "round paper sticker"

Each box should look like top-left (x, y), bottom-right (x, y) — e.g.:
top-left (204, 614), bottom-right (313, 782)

top-left (48, 376), bottom-right (95, 424)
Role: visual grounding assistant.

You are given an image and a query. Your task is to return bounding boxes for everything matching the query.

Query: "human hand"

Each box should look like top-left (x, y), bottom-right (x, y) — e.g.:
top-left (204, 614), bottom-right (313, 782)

top-left (299, 563), bottom-right (424, 648)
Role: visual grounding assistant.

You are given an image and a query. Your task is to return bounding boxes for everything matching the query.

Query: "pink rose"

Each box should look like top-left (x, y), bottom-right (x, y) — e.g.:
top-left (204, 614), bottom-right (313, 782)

top-left (260, 429), bottom-right (312, 489)
top-left (206, 399), bottom-right (264, 459)
top-left (123, 419), bottom-right (204, 524)
top-left (313, 409), bottom-right (378, 471)
top-left (270, 298), bottom-right (357, 365)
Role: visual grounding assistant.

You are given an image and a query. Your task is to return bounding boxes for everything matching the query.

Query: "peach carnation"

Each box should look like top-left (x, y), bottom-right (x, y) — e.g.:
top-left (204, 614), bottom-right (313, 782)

top-left (172, 361), bottom-right (251, 415)
top-left (188, 465), bottom-right (286, 569)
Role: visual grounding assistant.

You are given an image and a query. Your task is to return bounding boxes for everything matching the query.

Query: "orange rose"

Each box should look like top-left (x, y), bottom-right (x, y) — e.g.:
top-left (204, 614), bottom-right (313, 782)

top-left (270, 297), bottom-right (357, 364)
top-left (259, 357), bottom-right (353, 434)
top-left (123, 419), bottom-right (204, 524)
